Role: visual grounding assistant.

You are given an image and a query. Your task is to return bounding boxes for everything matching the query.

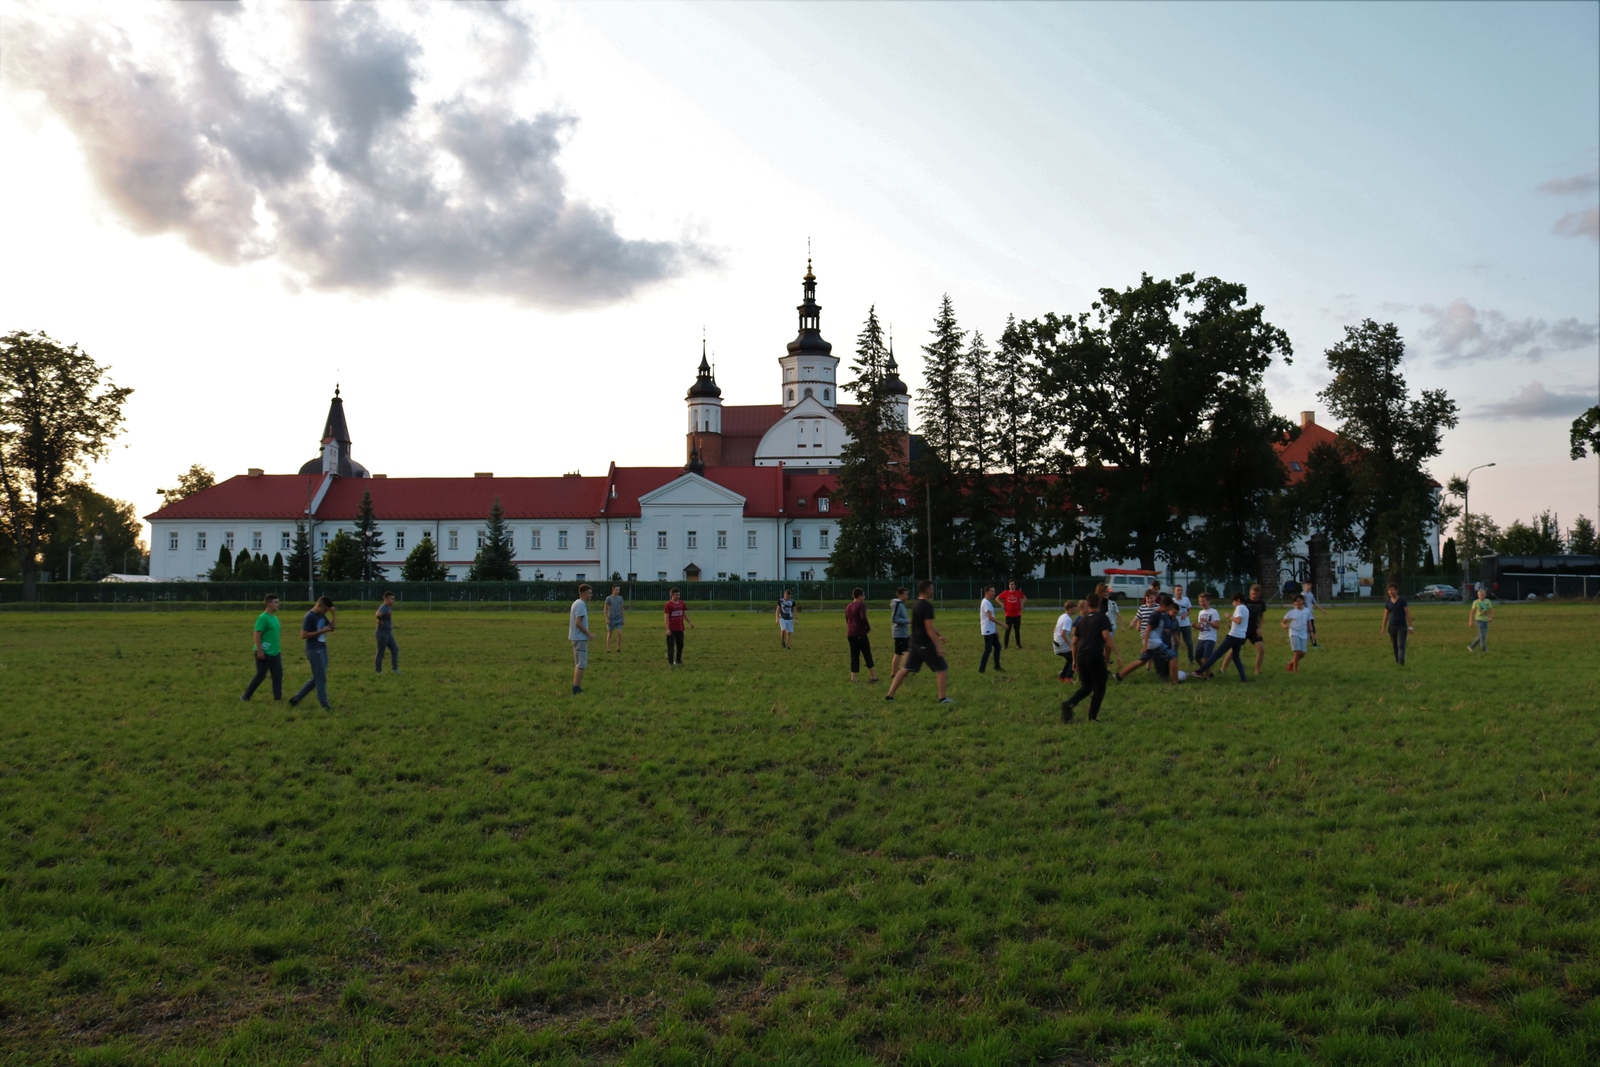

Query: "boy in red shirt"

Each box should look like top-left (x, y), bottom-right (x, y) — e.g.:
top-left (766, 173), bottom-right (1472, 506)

top-left (998, 580), bottom-right (1027, 648)
top-left (663, 588), bottom-right (693, 667)
top-left (845, 587), bottom-right (877, 683)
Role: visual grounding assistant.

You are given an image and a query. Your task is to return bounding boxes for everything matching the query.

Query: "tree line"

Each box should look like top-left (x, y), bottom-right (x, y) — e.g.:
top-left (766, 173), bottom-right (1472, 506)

top-left (829, 274), bottom-right (1468, 587)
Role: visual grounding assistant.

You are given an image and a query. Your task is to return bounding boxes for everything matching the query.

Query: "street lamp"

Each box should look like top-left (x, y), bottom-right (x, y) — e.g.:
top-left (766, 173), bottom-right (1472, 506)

top-left (1462, 462), bottom-right (1496, 592)
top-left (624, 520), bottom-right (634, 583)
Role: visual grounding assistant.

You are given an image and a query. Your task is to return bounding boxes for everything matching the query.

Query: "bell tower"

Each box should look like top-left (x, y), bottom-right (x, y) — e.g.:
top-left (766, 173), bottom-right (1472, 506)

top-left (778, 259), bottom-right (838, 410)
top-left (685, 339), bottom-right (724, 466)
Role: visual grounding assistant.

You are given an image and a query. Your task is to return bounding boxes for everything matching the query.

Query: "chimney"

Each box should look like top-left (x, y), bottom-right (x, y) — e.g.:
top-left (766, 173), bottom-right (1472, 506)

top-left (1301, 411), bottom-right (1316, 428)
top-left (474, 472), bottom-right (493, 478)
top-left (247, 468), bottom-right (263, 478)
top-left (372, 473), bottom-right (387, 479)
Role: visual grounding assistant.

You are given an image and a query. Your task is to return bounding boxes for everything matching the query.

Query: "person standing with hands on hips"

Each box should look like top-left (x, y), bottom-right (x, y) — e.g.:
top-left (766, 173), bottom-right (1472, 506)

top-left (242, 594), bottom-right (283, 701)
top-left (998, 580), bottom-right (1027, 648)
top-left (289, 596), bottom-right (336, 709)
top-left (1381, 583), bottom-right (1413, 664)
top-left (374, 591), bottom-right (400, 674)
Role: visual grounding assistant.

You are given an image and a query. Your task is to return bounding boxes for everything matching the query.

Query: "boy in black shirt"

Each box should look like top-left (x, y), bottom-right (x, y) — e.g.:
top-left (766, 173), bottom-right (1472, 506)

top-left (884, 580), bottom-right (953, 704)
top-left (1062, 593), bottom-right (1118, 722)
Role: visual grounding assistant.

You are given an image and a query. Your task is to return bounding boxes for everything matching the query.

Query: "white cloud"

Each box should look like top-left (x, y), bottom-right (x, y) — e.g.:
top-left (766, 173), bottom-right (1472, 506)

top-left (1475, 381), bottom-right (1597, 421)
top-left (1538, 170), bottom-right (1599, 244)
top-left (1419, 299), bottom-right (1598, 366)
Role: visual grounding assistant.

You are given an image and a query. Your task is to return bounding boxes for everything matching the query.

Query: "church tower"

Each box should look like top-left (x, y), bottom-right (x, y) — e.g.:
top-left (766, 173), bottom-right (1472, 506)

top-left (884, 340), bottom-right (910, 431)
top-left (778, 260), bottom-right (838, 410)
top-left (685, 341), bottom-right (724, 466)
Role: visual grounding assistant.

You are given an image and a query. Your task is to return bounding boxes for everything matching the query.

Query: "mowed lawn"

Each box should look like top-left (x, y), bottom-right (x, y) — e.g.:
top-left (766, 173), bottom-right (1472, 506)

top-left (1, 601), bottom-right (1596, 1067)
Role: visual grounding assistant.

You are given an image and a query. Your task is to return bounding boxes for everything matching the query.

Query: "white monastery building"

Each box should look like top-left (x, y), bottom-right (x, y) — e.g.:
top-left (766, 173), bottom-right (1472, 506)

top-left (148, 263), bottom-right (910, 583)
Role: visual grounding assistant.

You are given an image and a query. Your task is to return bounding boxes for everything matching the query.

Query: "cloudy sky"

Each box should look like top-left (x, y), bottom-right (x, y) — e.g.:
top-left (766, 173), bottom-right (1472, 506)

top-left (3, 0), bottom-right (1597, 539)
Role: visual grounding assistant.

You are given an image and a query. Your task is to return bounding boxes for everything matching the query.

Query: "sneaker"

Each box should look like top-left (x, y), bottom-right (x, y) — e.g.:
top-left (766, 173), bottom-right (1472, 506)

top-left (392, 669), bottom-right (402, 674)
top-left (321, 704), bottom-right (333, 711)
top-left (883, 695), bottom-right (895, 702)
top-left (240, 695), bottom-right (250, 702)
top-left (938, 697), bottom-right (954, 705)
top-left (572, 685), bottom-right (583, 695)
top-left (1061, 702), bottom-right (1075, 723)
top-left (1466, 644), bottom-right (1475, 652)
top-left (288, 697), bottom-right (301, 707)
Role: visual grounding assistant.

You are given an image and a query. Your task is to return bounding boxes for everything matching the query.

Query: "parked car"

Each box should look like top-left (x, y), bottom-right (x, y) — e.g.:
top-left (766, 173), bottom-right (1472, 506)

top-left (1415, 584), bottom-right (1461, 601)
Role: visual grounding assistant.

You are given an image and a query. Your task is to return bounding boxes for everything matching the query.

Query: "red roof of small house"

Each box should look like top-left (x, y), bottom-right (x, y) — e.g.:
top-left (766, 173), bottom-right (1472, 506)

top-left (1276, 412), bottom-right (1343, 485)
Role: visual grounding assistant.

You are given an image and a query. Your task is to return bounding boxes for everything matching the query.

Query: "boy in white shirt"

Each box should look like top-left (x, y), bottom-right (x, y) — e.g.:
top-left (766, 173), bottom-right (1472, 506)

top-left (979, 585), bottom-right (1003, 672)
top-left (1301, 581), bottom-right (1320, 647)
top-left (1194, 592), bottom-right (1221, 667)
top-left (569, 583), bottom-right (592, 694)
top-left (1281, 593), bottom-right (1312, 673)
top-left (1195, 592), bottom-right (1251, 682)
top-left (1052, 600), bottom-right (1078, 681)
top-left (1173, 584), bottom-right (1195, 663)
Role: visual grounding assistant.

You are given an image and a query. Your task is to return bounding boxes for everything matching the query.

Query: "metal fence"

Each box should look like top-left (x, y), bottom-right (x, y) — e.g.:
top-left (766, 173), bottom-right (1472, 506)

top-left (1487, 573), bottom-right (1600, 602)
top-left (1, 574), bottom-right (1493, 611)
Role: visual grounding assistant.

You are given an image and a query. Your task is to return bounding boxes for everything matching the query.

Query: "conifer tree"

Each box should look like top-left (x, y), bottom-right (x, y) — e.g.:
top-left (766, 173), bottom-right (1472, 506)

top-left (402, 532), bottom-right (449, 581)
top-left (352, 490), bottom-right (387, 580)
top-left (285, 522), bottom-right (312, 585)
top-left (1568, 515), bottom-right (1597, 556)
top-left (831, 306), bottom-right (908, 579)
top-left (82, 536), bottom-right (110, 582)
top-left (232, 548), bottom-right (252, 578)
top-left (913, 295), bottom-right (969, 579)
top-left (955, 329), bottom-right (1006, 578)
top-left (272, 551), bottom-right (285, 581)
top-left (208, 543), bottom-right (234, 581)
top-left (468, 498), bottom-right (519, 581)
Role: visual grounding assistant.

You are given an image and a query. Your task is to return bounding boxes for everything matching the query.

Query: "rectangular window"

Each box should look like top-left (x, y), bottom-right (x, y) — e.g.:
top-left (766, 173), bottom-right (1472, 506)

top-left (168, 530), bottom-right (179, 551)
top-left (792, 529), bottom-right (802, 550)
top-left (819, 497), bottom-right (830, 513)
top-left (530, 528), bottom-right (541, 550)
top-left (575, 573), bottom-right (586, 581)
top-left (628, 529), bottom-right (637, 550)
top-left (717, 530), bottom-right (727, 549)
top-left (251, 531), bottom-right (263, 550)
top-left (448, 529), bottom-right (459, 550)
top-left (395, 529), bottom-right (406, 551)
top-left (657, 531), bottom-right (668, 549)
top-left (281, 530), bottom-right (292, 550)
top-left (319, 530), bottom-right (329, 548)
top-left (748, 571), bottom-right (757, 580)
top-left (747, 529), bottom-right (758, 550)
top-left (585, 529), bottom-right (595, 550)
top-left (819, 528), bottom-right (830, 549)
top-left (687, 531), bottom-right (698, 549)
top-left (717, 571), bottom-right (727, 580)
top-left (224, 531), bottom-right (235, 551)
top-left (558, 529), bottom-right (569, 549)
top-left (477, 529), bottom-right (487, 549)
top-left (657, 570), bottom-right (668, 581)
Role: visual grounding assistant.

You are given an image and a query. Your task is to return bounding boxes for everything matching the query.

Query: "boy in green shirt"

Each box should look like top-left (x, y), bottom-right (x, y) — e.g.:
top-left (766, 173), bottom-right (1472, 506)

top-left (1467, 587), bottom-right (1494, 652)
top-left (242, 594), bottom-right (283, 701)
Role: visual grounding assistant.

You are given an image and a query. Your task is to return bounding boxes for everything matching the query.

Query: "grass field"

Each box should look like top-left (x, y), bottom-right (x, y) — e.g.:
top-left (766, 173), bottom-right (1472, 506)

top-left (1, 600), bottom-right (1597, 1066)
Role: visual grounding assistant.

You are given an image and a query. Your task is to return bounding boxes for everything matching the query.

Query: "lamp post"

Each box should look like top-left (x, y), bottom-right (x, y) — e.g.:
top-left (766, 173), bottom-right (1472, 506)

top-left (1462, 462), bottom-right (1496, 593)
top-left (624, 520), bottom-right (634, 583)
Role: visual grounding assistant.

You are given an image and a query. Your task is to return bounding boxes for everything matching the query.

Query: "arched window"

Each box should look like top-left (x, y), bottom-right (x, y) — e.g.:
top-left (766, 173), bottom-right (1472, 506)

top-left (787, 389), bottom-right (794, 402)
top-left (823, 389), bottom-right (830, 402)
top-left (804, 387), bottom-right (813, 398)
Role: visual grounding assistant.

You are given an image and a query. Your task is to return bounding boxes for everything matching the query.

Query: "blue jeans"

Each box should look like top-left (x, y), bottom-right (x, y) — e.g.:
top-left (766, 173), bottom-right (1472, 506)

top-left (375, 628), bottom-right (399, 671)
top-left (979, 633), bottom-right (1002, 671)
top-left (1469, 621), bottom-right (1489, 651)
top-left (243, 653), bottom-right (282, 700)
top-left (293, 644), bottom-right (330, 707)
top-left (1197, 635), bottom-right (1249, 680)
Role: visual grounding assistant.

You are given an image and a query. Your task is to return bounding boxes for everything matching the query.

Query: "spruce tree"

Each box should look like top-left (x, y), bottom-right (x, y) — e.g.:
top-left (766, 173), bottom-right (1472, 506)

top-left (468, 498), bottom-right (519, 581)
top-left (319, 530), bottom-right (360, 581)
top-left (1568, 515), bottom-right (1597, 556)
top-left (82, 537), bottom-right (111, 582)
top-left (832, 306), bottom-right (908, 579)
top-left (232, 548), bottom-right (252, 578)
top-left (272, 551), bottom-right (285, 581)
top-left (208, 543), bottom-right (234, 581)
top-left (352, 490), bottom-right (387, 580)
top-left (954, 329), bottom-right (1006, 579)
top-left (285, 522), bottom-right (312, 585)
top-left (913, 295), bottom-right (968, 579)
top-left (401, 532), bottom-right (449, 582)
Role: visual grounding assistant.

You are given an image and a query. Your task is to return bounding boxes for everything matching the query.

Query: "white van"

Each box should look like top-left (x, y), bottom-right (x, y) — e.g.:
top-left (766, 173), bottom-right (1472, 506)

top-left (1103, 571), bottom-right (1159, 601)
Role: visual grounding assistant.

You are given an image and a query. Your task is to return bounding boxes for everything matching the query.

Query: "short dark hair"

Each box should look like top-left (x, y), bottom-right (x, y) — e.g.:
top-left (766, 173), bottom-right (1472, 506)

top-left (263, 594), bottom-right (279, 606)
top-left (1158, 593), bottom-right (1173, 606)
top-left (1233, 592), bottom-right (1245, 603)
top-left (984, 584), bottom-right (996, 594)
top-left (1086, 592), bottom-right (1101, 609)
top-left (917, 579), bottom-right (934, 595)
top-left (382, 591), bottom-right (395, 599)
top-left (669, 587), bottom-right (680, 597)
top-left (852, 587), bottom-right (864, 598)
top-left (577, 583), bottom-right (592, 594)
top-left (895, 586), bottom-right (909, 596)
top-left (316, 596), bottom-right (334, 608)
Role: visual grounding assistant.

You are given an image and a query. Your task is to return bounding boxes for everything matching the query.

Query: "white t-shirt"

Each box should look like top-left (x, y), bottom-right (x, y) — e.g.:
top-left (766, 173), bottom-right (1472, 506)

top-left (980, 598), bottom-right (998, 635)
top-left (1283, 606), bottom-right (1311, 640)
top-left (1176, 596), bottom-right (1192, 626)
top-left (1196, 607), bottom-right (1222, 641)
top-left (568, 599), bottom-right (589, 642)
top-left (1227, 604), bottom-right (1249, 640)
top-left (1053, 612), bottom-right (1074, 653)
top-left (1302, 590), bottom-right (1317, 612)
top-left (1104, 598), bottom-right (1120, 632)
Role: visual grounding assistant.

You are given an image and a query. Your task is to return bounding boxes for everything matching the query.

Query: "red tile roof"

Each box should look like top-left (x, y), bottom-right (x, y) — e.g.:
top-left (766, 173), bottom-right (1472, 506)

top-left (147, 474), bottom-right (611, 523)
top-left (1276, 418), bottom-right (1344, 485)
top-left (720, 404), bottom-right (786, 437)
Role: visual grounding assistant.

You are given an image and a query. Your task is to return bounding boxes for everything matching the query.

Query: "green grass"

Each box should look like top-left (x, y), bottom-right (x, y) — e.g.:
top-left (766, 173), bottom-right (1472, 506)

top-left (0, 602), bottom-right (1596, 1066)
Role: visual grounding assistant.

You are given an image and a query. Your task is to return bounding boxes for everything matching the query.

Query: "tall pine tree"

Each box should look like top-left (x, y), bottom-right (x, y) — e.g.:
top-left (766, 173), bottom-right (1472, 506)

top-left (913, 295), bottom-right (968, 579)
top-left (285, 522), bottom-right (312, 586)
top-left (831, 306), bottom-right (909, 579)
top-left (955, 330), bottom-right (1006, 578)
top-left (468, 498), bottom-right (519, 581)
top-left (352, 490), bottom-right (387, 581)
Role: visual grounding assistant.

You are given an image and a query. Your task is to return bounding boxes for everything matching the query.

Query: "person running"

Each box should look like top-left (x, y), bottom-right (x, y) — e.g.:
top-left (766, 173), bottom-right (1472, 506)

top-left (604, 585), bottom-right (626, 652)
top-left (569, 583), bottom-right (592, 694)
top-left (998, 580), bottom-right (1027, 648)
top-left (845, 587), bottom-right (877, 682)
top-left (1061, 592), bottom-right (1117, 722)
top-left (374, 591), bottom-right (400, 674)
top-left (775, 589), bottom-right (796, 649)
top-left (1281, 593), bottom-right (1311, 673)
top-left (1194, 592), bottom-right (1221, 667)
top-left (978, 584), bottom-right (1003, 672)
top-left (1467, 586), bottom-right (1494, 651)
top-left (889, 587), bottom-right (912, 674)
top-left (1131, 589), bottom-right (1159, 672)
top-left (242, 593), bottom-right (283, 701)
top-left (1117, 594), bottom-right (1181, 683)
top-left (289, 596), bottom-right (336, 709)
top-left (885, 580), bottom-right (952, 704)
top-left (1173, 584), bottom-right (1195, 663)
top-left (1301, 581), bottom-right (1321, 647)
top-left (1380, 583), bottom-right (1413, 664)
top-left (664, 588), bottom-right (693, 666)
top-left (1246, 583), bottom-right (1268, 675)
top-left (1052, 600), bottom-right (1077, 681)
top-left (1194, 592), bottom-right (1251, 682)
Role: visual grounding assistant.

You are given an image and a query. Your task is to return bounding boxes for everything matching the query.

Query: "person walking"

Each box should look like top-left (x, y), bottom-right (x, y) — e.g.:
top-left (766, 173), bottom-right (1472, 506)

top-left (289, 596), bottom-right (336, 709)
top-left (775, 589), bottom-right (796, 649)
top-left (1301, 581), bottom-right (1321, 648)
top-left (1281, 593), bottom-right (1311, 673)
top-left (978, 584), bottom-right (1003, 673)
top-left (1173, 584), bottom-right (1195, 663)
top-left (998, 580), bottom-right (1027, 648)
top-left (604, 585), bottom-right (626, 652)
top-left (845, 587), bottom-right (878, 682)
top-left (1052, 600), bottom-right (1078, 681)
top-left (242, 593), bottom-right (284, 701)
top-left (1194, 592), bottom-right (1251, 682)
top-left (889, 587), bottom-right (912, 674)
top-left (374, 591), bottom-right (400, 674)
top-left (884, 580), bottom-right (952, 704)
top-left (1194, 592), bottom-right (1220, 667)
top-left (664, 588), bottom-right (693, 667)
top-left (1098, 582), bottom-right (1121, 635)
top-left (1061, 592), bottom-right (1117, 722)
top-left (1246, 583), bottom-right (1268, 675)
top-left (570, 583), bottom-right (592, 694)
top-left (1467, 586), bottom-right (1494, 651)
top-left (1381, 583), bottom-right (1413, 664)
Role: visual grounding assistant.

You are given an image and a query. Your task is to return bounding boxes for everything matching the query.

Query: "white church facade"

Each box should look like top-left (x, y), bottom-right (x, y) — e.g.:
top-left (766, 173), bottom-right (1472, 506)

top-left (148, 263), bottom-right (904, 583)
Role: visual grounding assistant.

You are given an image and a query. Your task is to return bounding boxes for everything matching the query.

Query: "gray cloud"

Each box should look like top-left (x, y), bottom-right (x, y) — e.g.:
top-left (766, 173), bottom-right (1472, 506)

top-left (1538, 170), bottom-right (1599, 244)
top-left (1538, 170), bottom-right (1599, 196)
top-left (1420, 300), bottom-right (1598, 367)
top-left (1475, 381), bottom-right (1598, 421)
top-left (4, 2), bottom-right (708, 307)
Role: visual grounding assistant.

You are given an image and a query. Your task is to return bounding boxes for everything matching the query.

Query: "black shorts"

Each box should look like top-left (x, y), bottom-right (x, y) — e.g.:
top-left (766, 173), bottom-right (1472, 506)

top-left (893, 637), bottom-right (910, 655)
top-left (904, 644), bottom-right (948, 673)
top-left (1248, 634), bottom-right (1264, 645)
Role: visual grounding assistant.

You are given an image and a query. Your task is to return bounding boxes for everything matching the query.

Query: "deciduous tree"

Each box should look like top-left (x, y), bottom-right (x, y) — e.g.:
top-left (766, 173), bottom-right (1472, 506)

top-left (1497, 511), bottom-right (1564, 555)
top-left (158, 464), bottom-right (215, 507)
top-left (1567, 515), bottom-right (1597, 556)
top-left (319, 530), bottom-right (360, 581)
